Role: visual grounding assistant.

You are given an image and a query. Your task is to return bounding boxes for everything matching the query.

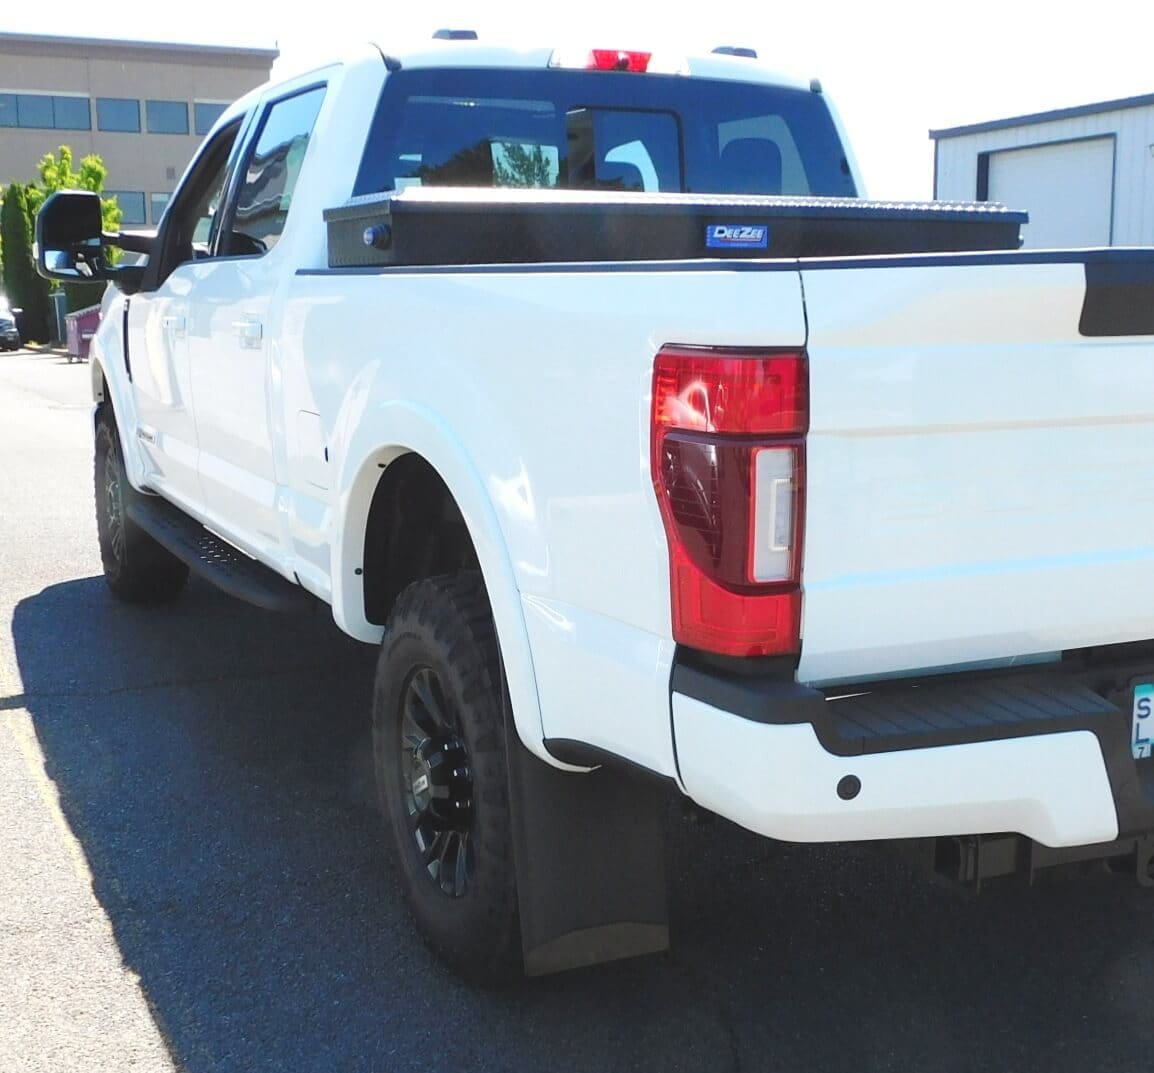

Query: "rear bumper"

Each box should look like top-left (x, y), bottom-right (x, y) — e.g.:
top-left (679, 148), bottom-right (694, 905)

top-left (672, 654), bottom-right (1154, 849)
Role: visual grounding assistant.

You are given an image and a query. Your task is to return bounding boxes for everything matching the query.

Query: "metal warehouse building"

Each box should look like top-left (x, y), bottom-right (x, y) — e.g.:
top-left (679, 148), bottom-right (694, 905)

top-left (931, 93), bottom-right (1154, 248)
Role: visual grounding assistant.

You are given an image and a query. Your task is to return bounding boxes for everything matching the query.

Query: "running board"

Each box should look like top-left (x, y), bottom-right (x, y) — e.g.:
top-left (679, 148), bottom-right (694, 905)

top-left (126, 494), bottom-right (313, 613)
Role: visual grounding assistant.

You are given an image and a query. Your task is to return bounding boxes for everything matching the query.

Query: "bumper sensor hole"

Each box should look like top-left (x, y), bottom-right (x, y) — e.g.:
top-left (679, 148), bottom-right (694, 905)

top-left (837, 775), bottom-right (861, 801)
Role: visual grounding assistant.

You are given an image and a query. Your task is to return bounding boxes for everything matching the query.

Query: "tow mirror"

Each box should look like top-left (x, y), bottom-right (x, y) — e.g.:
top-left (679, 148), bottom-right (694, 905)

top-left (36, 190), bottom-right (152, 294)
top-left (36, 190), bottom-right (112, 283)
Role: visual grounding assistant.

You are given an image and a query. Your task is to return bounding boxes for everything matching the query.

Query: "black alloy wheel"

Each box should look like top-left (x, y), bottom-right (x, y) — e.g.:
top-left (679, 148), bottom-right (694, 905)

top-left (400, 666), bottom-right (475, 898)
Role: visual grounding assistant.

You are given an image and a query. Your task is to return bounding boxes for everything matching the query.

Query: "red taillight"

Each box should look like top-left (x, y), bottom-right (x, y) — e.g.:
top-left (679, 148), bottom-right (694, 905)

top-left (588, 49), bottom-right (652, 72)
top-left (651, 346), bottom-right (808, 657)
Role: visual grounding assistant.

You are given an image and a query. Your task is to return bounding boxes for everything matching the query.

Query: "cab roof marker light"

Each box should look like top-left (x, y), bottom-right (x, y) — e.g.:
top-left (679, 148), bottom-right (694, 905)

top-left (711, 46), bottom-right (758, 59)
top-left (432, 28), bottom-right (478, 40)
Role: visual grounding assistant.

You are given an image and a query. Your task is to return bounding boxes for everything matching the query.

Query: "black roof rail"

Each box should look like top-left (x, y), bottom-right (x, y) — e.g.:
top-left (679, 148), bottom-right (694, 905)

top-left (711, 45), bottom-right (758, 59)
top-left (433, 29), bottom-right (478, 40)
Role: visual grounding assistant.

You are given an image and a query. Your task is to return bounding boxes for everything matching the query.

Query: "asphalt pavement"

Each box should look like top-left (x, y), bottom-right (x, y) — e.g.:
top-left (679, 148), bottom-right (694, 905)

top-left (3, 346), bottom-right (1154, 1073)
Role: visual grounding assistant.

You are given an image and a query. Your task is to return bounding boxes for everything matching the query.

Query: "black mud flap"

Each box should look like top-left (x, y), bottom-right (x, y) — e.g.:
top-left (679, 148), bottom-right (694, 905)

top-left (504, 736), bottom-right (670, 976)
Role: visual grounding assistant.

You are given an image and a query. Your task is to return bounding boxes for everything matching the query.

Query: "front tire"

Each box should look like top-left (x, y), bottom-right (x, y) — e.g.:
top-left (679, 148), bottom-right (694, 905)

top-left (94, 410), bottom-right (189, 603)
top-left (372, 572), bottom-right (521, 982)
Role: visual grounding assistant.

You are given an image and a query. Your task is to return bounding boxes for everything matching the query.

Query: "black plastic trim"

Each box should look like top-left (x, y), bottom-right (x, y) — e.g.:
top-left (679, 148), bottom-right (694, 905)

top-left (975, 152), bottom-right (990, 201)
top-left (1080, 259), bottom-right (1154, 336)
top-left (543, 739), bottom-right (681, 792)
top-left (297, 258), bottom-right (801, 277)
top-left (121, 298), bottom-right (132, 382)
top-left (298, 246), bottom-right (1154, 278)
top-left (671, 662), bottom-right (826, 726)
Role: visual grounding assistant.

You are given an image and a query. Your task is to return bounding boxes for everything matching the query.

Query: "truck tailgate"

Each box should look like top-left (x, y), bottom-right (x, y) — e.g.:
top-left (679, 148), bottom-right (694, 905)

top-left (797, 251), bottom-right (1154, 685)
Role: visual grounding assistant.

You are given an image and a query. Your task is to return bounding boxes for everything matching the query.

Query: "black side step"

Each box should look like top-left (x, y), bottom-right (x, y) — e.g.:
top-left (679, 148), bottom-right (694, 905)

top-left (126, 494), bottom-right (313, 613)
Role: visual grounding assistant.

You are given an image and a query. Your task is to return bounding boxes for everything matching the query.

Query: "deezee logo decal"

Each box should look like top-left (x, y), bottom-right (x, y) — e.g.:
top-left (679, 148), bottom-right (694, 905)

top-left (706, 225), bottom-right (770, 249)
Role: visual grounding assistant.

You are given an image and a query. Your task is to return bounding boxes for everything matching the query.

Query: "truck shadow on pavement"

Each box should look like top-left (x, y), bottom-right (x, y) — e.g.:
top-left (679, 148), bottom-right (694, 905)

top-left (13, 577), bottom-right (1154, 1073)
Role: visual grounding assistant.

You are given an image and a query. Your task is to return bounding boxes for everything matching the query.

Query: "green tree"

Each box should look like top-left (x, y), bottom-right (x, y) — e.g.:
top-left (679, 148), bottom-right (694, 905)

top-left (0, 182), bottom-right (53, 342)
top-left (28, 146), bottom-right (122, 314)
top-left (493, 143), bottom-right (556, 188)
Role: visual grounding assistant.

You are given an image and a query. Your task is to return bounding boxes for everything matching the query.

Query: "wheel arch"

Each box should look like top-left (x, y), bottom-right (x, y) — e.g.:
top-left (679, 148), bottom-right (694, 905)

top-left (331, 402), bottom-right (562, 767)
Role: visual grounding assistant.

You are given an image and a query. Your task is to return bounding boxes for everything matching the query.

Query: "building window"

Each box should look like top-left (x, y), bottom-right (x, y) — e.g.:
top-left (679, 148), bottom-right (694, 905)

top-left (106, 190), bottom-right (146, 226)
top-left (97, 98), bottom-right (141, 133)
top-left (146, 100), bottom-right (189, 135)
top-left (52, 96), bottom-right (91, 130)
top-left (150, 192), bottom-right (171, 223)
top-left (0, 93), bottom-right (90, 130)
top-left (16, 94), bottom-right (53, 128)
top-left (194, 101), bottom-right (227, 136)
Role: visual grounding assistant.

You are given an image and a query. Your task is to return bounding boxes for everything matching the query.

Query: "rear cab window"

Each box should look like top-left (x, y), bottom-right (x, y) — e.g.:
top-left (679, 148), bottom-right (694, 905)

top-left (355, 68), bottom-right (856, 199)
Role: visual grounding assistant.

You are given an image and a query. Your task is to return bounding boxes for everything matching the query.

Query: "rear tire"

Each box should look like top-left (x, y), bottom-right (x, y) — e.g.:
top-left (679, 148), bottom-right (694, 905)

top-left (372, 572), bottom-right (521, 982)
top-left (94, 409), bottom-right (189, 603)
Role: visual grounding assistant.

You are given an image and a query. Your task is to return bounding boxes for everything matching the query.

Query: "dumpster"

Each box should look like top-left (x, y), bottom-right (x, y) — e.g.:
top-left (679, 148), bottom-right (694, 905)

top-left (64, 304), bottom-right (101, 363)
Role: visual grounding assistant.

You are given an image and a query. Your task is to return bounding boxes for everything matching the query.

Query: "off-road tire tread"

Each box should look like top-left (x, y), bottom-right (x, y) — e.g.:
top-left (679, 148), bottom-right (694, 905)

top-left (94, 408), bottom-right (189, 603)
top-left (373, 572), bottom-right (522, 983)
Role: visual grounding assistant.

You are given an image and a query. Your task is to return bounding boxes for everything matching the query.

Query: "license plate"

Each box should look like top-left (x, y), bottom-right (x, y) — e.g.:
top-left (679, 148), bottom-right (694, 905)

top-left (1133, 683), bottom-right (1154, 760)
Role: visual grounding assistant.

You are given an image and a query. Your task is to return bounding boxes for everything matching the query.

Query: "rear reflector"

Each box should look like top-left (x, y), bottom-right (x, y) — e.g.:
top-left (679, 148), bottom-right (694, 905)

top-left (652, 346), bottom-right (808, 657)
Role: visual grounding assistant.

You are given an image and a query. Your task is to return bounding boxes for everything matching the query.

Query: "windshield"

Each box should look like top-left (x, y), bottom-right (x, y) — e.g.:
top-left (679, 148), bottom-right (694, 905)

top-left (355, 68), bottom-right (856, 199)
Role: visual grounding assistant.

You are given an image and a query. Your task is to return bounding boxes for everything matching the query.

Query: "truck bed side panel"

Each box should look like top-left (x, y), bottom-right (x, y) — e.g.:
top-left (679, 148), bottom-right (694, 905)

top-left (284, 266), bottom-right (805, 774)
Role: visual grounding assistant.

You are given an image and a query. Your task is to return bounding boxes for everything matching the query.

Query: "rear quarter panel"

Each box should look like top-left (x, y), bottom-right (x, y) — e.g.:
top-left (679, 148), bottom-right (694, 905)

top-left (283, 264), bottom-right (805, 774)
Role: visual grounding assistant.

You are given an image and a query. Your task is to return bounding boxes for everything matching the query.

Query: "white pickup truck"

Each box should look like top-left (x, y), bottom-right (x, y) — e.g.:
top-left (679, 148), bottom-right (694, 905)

top-left (37, 38), bottom-right (1154, 981)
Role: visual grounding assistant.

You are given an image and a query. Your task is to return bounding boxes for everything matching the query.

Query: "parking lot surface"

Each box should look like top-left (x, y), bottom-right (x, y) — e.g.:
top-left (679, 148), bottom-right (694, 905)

top-left (3, 346), bottom-right (1154, 1073)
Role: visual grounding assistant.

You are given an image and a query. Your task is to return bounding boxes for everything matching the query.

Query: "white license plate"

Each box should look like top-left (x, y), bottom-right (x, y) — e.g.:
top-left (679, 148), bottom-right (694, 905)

top-left (1133, 683), bottom-right (1154, 760)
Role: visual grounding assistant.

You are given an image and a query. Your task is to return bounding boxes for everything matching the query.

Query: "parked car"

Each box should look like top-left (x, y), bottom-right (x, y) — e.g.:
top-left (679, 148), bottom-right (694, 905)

top-left (0, 303), bottom-right (21, 351)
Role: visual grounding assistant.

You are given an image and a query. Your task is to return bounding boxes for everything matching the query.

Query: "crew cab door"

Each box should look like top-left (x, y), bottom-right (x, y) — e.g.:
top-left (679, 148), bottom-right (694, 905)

top-left (126, 121), bottom-right (245, 513)
top-left (186, 84), bottom-right (326, 565)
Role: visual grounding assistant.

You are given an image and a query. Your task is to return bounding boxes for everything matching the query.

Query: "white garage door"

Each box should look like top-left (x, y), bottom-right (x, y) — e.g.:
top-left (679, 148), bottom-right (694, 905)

top-left (988, 137), bottom-right (1115, 248)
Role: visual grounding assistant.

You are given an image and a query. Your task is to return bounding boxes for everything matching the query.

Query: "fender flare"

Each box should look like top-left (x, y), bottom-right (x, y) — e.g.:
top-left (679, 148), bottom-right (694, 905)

top-left (330, 400), bottom-right (570, 769)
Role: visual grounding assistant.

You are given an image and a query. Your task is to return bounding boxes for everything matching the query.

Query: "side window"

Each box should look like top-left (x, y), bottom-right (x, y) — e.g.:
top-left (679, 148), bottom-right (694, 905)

top-left (225, 86), bottom-right (325, 256)
top-left (142, 119), bottom-right (244, 289)
top-left (178, 130), bottom-right (238, 250)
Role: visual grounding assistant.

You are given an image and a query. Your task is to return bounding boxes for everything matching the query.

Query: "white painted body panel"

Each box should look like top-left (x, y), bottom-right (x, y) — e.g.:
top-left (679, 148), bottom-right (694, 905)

top-left (284, 266), bottom-right (805, 768)
top-left (185, 253), bottom-right (284, 570)
top-left (672, 694), bottom-right (1119, 848)
top-left (798, 259), bottom-right (1154, 685)
top-left (126, 281), bottom-right (202, 512)
top-left (83, 48), bottom-right (1153, 845)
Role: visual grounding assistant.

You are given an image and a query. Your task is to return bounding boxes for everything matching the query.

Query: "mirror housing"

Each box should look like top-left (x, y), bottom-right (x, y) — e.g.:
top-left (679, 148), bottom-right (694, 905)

top-left (35, 190), bottom-right (151, 294)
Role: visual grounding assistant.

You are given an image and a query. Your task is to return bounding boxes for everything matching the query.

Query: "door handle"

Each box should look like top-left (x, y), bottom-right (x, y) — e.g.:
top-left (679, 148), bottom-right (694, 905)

top-left (232, 317), bottom-right (263, 348)
top-left (161, 314), bottom-right (186, 339)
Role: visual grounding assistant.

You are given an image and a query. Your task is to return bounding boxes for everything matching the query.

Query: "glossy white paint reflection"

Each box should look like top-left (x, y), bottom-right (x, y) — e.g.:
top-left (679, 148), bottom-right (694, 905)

top-left (673, 695), bottom-right (1119, 848)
